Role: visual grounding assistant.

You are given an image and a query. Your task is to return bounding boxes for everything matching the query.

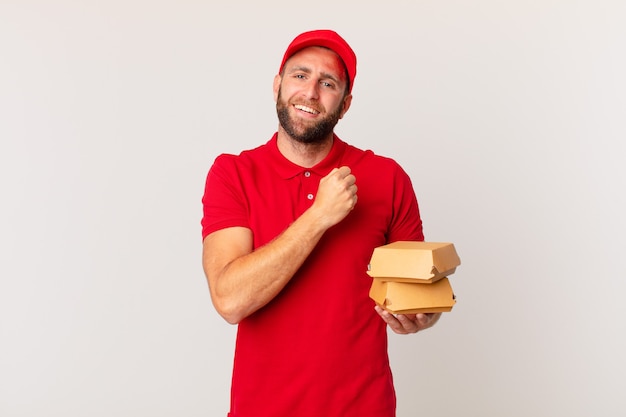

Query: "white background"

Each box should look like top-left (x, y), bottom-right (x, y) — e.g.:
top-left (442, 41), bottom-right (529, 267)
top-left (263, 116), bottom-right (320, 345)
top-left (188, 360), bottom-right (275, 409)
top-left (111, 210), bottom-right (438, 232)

top-left (1, 1), bottom-right (625, 416)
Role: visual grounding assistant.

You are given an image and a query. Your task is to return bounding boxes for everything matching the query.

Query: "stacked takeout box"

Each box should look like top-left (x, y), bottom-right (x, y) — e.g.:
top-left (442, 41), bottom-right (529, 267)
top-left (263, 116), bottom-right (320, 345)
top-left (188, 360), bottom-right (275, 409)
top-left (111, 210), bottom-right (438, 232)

top-left (367, 241), bottom-right (461, 314)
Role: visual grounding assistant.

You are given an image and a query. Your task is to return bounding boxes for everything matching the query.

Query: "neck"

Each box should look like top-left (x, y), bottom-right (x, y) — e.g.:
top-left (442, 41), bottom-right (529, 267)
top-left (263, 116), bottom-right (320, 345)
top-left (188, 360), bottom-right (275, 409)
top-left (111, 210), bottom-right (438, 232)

top-left (276, 129), bottom-right (334, 168)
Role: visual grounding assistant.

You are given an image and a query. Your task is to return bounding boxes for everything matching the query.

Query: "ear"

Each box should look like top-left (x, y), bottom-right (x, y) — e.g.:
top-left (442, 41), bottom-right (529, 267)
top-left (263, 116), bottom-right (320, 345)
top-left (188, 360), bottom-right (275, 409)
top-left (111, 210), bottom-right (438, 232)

top-left (338, 94), bottom-right (353, 119)
top-left (273, 74), bottom-right (282, 102)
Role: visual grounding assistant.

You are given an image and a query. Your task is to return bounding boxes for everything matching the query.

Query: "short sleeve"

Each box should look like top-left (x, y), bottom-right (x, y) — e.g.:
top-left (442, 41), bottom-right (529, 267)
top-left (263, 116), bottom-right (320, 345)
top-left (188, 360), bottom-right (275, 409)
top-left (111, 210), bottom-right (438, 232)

top-left (201, 154), bottom-right (250, 240)
top-left (387, 162), bottom-right (424, 243)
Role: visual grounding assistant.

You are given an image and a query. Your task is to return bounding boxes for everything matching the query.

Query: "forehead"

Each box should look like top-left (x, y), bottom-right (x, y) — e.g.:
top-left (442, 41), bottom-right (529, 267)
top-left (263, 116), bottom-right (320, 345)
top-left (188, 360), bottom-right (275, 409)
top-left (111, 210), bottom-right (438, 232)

top-left (283, 46), bottom-right (347, 80)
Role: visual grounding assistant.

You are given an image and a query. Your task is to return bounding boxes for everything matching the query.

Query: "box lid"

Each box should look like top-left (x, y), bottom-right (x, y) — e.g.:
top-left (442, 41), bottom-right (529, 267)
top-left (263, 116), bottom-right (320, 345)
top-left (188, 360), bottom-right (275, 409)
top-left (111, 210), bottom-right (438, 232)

top-left (367, 241), bottom-right (461, 282)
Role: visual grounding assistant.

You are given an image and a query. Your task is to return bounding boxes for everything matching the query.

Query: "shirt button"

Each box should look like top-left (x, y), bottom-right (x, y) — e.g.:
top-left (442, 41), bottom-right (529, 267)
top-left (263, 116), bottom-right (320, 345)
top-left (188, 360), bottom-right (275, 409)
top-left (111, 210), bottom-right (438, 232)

top-left (304, 171), bottom-right (311, 177)
top-left (307, 193), bottom-right (314, 200)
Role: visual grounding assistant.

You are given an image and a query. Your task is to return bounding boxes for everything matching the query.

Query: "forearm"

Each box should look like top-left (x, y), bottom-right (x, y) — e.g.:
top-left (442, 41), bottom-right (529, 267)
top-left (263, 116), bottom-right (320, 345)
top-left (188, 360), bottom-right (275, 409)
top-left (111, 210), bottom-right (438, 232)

top-left (205, 207), bottom-right (330, 324)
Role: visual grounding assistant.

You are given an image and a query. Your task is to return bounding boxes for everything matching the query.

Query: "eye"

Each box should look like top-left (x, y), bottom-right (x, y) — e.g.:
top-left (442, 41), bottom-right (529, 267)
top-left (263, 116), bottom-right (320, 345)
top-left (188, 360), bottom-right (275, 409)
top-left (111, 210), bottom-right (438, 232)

top-left (320, 81), bottom-right (334, 88)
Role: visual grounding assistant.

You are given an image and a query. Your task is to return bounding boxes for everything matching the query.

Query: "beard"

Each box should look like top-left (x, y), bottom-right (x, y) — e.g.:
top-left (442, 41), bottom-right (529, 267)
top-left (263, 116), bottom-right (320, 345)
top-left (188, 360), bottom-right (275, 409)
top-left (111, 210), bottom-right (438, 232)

top-left (276, 88), bottom-right (343, 145)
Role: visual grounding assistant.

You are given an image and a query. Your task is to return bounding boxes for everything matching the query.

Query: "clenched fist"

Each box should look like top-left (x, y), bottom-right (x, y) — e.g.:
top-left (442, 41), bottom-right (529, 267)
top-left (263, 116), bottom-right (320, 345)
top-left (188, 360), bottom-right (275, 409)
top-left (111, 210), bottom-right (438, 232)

top-left (311, 166), bottom-right (358, 228)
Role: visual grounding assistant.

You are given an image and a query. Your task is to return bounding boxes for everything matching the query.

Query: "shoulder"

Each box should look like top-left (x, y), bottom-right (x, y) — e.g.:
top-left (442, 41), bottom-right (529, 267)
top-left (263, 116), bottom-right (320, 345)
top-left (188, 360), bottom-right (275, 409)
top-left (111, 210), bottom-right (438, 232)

top-left (342, 141), bottom-right (407, 174)
top-left (210, 141), bottom-right (272, 172)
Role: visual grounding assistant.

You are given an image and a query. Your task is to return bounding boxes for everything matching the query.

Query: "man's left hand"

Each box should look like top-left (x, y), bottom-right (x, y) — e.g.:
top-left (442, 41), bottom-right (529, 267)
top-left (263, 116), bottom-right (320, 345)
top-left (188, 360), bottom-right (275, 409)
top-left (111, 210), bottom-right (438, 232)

top-left (374, 306), bottom-right (442, 334)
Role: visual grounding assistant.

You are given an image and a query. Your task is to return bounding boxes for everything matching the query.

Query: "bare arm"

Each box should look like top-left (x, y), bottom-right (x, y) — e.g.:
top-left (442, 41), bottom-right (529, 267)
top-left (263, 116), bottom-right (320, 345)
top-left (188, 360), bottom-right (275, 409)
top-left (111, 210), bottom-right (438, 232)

top-left (202, 167), bottom-right (357, 324)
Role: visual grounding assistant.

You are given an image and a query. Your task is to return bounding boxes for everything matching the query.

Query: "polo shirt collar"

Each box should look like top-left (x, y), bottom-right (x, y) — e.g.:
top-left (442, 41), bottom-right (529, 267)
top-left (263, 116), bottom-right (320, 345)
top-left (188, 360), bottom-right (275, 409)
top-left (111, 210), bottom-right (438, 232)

top-left (267, 133), bottom-right (347, 179)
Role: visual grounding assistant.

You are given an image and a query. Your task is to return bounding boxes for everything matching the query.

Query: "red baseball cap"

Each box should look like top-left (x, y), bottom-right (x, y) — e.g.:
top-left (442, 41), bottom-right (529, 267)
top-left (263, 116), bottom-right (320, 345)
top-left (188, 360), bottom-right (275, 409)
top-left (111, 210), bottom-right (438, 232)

top-left (278, 29), bottom-right (357, 93)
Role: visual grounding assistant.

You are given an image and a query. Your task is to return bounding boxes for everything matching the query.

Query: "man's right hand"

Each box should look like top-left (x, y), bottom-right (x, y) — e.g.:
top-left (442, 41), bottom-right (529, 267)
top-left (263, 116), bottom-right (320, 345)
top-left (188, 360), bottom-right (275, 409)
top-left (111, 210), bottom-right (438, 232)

top-left (312, 166), bottom-right (358, 228)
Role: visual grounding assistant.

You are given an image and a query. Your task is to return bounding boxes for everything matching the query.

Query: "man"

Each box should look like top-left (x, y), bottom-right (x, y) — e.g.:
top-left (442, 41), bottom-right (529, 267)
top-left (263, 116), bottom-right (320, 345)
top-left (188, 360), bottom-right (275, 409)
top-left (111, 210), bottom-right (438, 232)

top-left (201, 29), bottom-right (440, 417)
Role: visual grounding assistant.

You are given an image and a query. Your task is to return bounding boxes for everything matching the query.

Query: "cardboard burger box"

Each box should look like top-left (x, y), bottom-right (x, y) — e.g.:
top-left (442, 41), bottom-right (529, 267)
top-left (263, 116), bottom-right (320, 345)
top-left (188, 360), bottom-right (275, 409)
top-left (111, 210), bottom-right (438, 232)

top-left (370, 277), bottom-right (456, 314)
top-left (367, 241), bottom-right (461, 314)
top-left (367, 241), bottom-right (460, 283)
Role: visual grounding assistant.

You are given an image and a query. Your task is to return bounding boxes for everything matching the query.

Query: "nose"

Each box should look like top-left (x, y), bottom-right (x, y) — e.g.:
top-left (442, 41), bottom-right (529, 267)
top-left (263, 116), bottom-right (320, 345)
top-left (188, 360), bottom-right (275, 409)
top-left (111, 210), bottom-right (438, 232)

top-left (302, 79), bottom-right (320, 100)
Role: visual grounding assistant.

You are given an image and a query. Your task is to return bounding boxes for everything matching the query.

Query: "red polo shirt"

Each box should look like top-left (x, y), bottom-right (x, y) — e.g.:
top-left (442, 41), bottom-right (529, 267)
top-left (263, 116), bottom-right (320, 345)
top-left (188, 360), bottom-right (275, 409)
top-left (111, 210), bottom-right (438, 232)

top-left (202, 134), bottom-right (423, 417)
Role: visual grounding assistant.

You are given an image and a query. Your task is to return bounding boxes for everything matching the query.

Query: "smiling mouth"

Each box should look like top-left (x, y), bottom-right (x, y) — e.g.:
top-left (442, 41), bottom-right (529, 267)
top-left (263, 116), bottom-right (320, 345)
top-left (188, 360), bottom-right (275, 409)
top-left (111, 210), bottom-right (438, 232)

top-left (294, 104), bottom-right (320, 115)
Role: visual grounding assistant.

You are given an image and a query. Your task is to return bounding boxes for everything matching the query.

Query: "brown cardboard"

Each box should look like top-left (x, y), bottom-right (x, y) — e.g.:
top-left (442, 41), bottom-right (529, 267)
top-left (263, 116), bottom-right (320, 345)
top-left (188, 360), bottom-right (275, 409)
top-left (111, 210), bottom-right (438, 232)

top-left (370, 277), bottom-right (456, 314)
top-left (367, 241), bottom-right (461, 283)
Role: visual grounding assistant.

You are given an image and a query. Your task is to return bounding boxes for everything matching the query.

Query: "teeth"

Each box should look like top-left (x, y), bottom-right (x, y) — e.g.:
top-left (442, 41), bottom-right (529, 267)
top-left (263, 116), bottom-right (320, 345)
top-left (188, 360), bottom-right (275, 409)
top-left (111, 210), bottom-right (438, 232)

top-left (294, 104), bottom-right (319, 114)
